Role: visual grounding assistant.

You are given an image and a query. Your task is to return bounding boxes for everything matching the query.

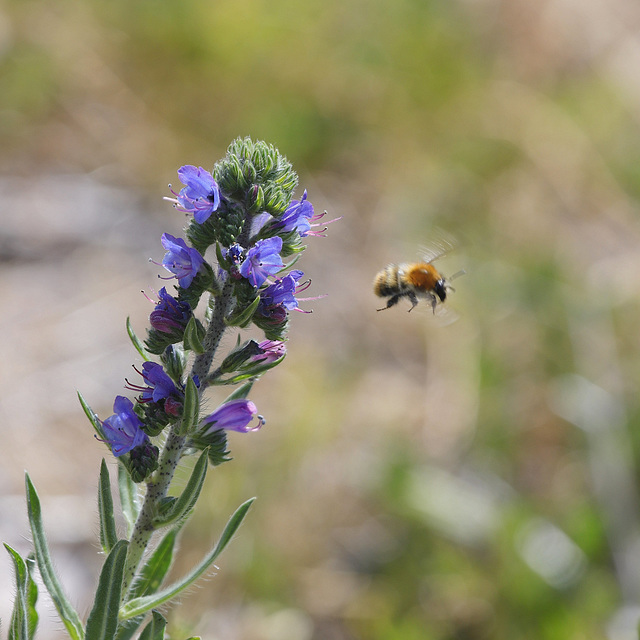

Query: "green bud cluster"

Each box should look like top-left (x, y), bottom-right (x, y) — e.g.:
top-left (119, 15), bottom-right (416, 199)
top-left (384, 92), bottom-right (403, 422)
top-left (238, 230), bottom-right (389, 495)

top-left (190, 429), bottom-right (232, 467)
top-left (252, 311), bottom-right (288, 342)
top-left (214, 137), bottom-right (299, 219)
top-left (137, 402), bottom-right (175, 437)
top-left (127, 442), bottom-right (160, 483)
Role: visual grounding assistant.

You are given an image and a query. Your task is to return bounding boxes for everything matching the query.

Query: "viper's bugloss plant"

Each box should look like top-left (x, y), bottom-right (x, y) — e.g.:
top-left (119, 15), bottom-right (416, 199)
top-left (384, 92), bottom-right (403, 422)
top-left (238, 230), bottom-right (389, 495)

top-left (5, 137), bottom-right (336, 639)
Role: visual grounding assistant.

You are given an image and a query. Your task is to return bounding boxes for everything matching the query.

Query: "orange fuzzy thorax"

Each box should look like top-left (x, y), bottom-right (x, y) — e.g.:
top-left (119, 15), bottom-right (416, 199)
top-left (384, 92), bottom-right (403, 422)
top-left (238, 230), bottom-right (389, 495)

top-left (405, 263), bottom-right (441, 291)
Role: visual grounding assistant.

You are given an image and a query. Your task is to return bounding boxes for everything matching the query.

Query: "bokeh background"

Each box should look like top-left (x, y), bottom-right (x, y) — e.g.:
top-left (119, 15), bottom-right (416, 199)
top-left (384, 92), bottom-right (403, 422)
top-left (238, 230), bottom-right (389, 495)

top-left (2, 0), bottom-right (640, 638)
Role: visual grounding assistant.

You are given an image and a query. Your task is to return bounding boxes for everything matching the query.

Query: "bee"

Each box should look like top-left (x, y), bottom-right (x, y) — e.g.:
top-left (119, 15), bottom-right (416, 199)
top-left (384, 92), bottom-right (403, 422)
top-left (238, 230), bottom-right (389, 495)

top-left (373, 240), bottom-right (464, 313)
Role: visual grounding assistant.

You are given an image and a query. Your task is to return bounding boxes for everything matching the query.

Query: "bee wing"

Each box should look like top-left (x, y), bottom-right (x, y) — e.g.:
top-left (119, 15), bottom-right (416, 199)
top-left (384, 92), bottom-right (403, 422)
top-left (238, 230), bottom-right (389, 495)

top-left (419, 231), bottom-right (456, 264)
top-left (433, 302), bottom-right (459, 326)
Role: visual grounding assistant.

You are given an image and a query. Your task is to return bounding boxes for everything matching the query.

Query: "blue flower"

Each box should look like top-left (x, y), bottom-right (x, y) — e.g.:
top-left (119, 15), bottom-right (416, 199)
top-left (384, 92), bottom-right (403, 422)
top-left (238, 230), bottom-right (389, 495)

top-left (279, 190), bottom-right (314, 234)
top-left (161, 233), bottom-right (205, 289)
top-left (258, 270), bottom-right (304, 311)
top-left (101, 396), bottom-right (148, 457)
top-left (226, 243), bottom-right (244, 265)
top-left (238, 237), bottom-right (284, 287)
top-left (201, 399), bottom-right (265, 435)
top-left (139, 362), bottom-right (179, 403)
top-left (172, 165), bottom-right (221, 224)
top-left (149, 287), bottom-right (192, 334)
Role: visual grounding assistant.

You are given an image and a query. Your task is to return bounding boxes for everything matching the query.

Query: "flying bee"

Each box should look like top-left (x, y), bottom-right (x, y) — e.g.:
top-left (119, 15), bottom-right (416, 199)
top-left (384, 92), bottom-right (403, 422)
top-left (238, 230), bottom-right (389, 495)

top-left (373, 239), bottom-right (464, 313)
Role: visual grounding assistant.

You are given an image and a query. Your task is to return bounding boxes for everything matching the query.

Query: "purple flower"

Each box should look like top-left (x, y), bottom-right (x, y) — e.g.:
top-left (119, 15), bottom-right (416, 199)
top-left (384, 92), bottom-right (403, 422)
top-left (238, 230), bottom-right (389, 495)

top-left (258, 270), bottom-right (304, 312)
top-left (280, 190), bottom-right (314, 234)
top-left (149, 287), bottom-right (191, 334)
top-left (252, 340), bottom-right (287, 364)
top-left (201, 399), bottom-right (265, 435)
top-left (101, 396), bottom-right (148, 457)
top-left (238, 237), bottom-right (284, 287)
top-left (250, 212), bottom-right (272, 236)
top-left (139, 362), bottom-right (178, 403)
top-left (225, 243), bottom-right (244, 265)
top-left (173, 165), bottom-right (221, 224)
top-left (161, 233), bottom-right (204, 289)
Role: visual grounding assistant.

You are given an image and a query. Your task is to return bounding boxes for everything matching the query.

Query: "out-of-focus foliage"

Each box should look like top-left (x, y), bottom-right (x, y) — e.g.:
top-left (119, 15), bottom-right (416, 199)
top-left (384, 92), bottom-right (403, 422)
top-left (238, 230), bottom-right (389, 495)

top-left (2, 0), bottom-right (640, 638)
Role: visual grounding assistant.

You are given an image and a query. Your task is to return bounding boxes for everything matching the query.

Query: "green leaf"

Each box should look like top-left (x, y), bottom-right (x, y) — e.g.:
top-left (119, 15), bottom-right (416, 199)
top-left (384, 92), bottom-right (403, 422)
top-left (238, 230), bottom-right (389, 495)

top-left (118, 462), bottom-right (140, 538)
top-left (224, 294), bottom-right (260, 328)
top-left (5, 544), bottom-right (39, 640)
top-left (138, 611), bottom-right (167, 640)
top-left (126, 317), bottom-right (151, 361)
top-left (131, 528), bottom-right (178, 598)
top-left (25, 556), bottom-right (39, 638)
top-left (183, 316), bottom-right (205, 354)
top-left (152, 450), bottom-right (208, 528)
top-left (25, 474), bottom-right (84, 640)
top-left (78, 391), bottom-right (106, 441)
top-left (212, 353), bottom-right (285, 386)
top-left (98, 460), bottom-right (118, 554)
top-left (113, 527), bottom-right (177, 640)
top-left (176, 376), bottom-right (200, 436)
top-left (222, 380), bottom-right (254, 403)
top-left (215, 242), bottom-right (230, 271)
top-left (85, 540), bottom-right (128, 640)
top-left (120, 498), bottom-right (256, 620)
top-left (211, 343), bottom-right (286, 386)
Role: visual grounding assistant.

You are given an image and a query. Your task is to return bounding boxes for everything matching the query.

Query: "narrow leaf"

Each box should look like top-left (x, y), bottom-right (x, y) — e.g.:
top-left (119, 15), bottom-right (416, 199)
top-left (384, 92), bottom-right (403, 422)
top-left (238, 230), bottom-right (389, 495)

top-left (152, 451), bottom-right (208, 528)
top-left (25, 474), bottom-right (84, 640)
top-left (131, 527), bottom-right (178, 598)
top-left (176, 376), bottom-right (200, 436)
top-left (25, 556), bottom-right (39, 638)
top-left (183, 316), bottom-right (205, 354)
top-left (126, 317), bottom-right (151, 361)
top-left (222, 381), bottom-right (254, 403)
top-left (98, 460), bottom-right (118, 554)
top-left (5, 544), bottom-right (38, 640)
top-left (118, 462), bottom-right (140, 538)
top-left (224, 294), bottom-right (260, 328)
top-left (85, 540), bottom-right (129, 640)
top-left (120, 498), bottom-right (256, 620)
top-left (78, 391), bottom-right (106, 441)
top-left (212, 353), bottom-right (285, 385)
top-left (138, 611), bottom-right (167, 640)
top-left (215, 242), bottom-right (229, 271)
top-left (112, 618), bottom-right (141, 640)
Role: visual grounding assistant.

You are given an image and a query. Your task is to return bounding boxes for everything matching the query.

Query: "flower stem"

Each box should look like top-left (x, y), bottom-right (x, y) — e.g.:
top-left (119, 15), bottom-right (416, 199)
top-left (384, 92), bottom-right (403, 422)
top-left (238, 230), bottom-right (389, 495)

top-left (191, 278), bottom-right (235, 383)
top-left (121, 428), bottom-right (185, 597)
top-left (121, 223), bottom-right (249, 597)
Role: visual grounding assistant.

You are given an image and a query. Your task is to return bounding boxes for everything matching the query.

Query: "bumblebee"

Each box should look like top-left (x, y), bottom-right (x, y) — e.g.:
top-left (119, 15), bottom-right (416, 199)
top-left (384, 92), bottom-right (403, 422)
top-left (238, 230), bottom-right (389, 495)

top-left (373, 241), bottom-right (463, 313)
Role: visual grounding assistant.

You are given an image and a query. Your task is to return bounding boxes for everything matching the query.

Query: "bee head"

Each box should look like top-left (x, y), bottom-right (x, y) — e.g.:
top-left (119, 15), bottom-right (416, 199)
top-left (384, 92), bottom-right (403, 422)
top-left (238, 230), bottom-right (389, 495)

top-left (434, 279), bottom-right (447, 302)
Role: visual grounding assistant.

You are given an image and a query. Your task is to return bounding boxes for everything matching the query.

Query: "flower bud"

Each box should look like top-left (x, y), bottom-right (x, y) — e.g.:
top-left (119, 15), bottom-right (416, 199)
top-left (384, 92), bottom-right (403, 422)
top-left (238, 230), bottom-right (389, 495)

top-left (161, 345), bottom-right (187, 385)
top-left (219, 340), bottom-right (264, 374)
top-left (246, 184), bottom-right (265, 214)
top-left (138, 400), bottom-right (176, 437)
top-left (211, 203), bottom-right (244, 247)
top-left (127, 441), bottom-right (159, 483)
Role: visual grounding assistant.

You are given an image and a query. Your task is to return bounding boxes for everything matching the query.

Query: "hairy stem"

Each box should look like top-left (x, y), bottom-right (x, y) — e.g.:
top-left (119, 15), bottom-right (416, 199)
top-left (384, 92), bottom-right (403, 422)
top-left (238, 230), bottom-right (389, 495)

top-left (121, 429), bottom-right (185, 596)
top-left (121, 217), bottom-right (252, 598)
top-left (191, 278), bottom-right (235, 383)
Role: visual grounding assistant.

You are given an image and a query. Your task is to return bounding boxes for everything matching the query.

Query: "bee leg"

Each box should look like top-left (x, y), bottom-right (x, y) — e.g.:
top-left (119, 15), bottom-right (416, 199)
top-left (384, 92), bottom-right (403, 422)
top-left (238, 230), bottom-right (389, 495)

top-left (407, 292), bottom-right (419, 312)
top-left (430, 294), bottom-right (439, 314)
top-left (377, 294), bottom-right (401, 311)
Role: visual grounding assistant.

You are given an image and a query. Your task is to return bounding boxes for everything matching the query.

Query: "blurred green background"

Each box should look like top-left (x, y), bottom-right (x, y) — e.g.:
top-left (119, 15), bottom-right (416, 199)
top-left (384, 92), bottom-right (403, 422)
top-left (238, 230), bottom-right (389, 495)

top-left (2, 0), bottom-right (640, 638)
